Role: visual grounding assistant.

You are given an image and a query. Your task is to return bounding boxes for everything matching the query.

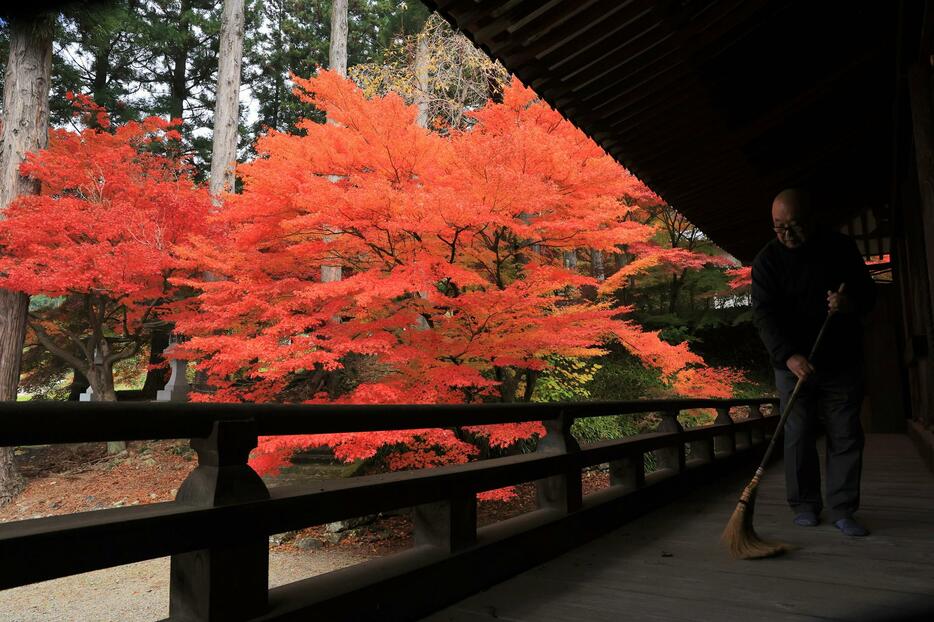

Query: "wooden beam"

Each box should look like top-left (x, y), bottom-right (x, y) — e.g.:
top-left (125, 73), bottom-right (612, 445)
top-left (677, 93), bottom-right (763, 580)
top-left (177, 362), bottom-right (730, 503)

top-left (0, 398), bottom-right (777, 446)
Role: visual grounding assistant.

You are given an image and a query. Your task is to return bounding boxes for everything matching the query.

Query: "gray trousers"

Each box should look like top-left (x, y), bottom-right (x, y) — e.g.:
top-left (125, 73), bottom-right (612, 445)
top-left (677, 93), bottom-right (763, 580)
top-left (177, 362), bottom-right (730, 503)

top-left (775, 368), bottom-right (865, 521)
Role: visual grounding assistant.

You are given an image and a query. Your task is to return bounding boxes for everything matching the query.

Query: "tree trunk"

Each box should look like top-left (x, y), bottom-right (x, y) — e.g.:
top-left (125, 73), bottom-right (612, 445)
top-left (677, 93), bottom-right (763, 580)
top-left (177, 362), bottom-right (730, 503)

top-left (412, 32), bottom-right (433, 318)
top-left (329, 0), bottom-right (348, 78)
top-left (169, 0), bottom-right (193, 122)
top-left (209, 0), bottom-right (245, 197)
top-left (170, 52), bottom-right (188, 122)
top-left (668, 270), bottom-right (686, 314)
top-left (0, 13), bottom-right (54, 506)
top-left (270, 1), bottom-right (286, 130)
top-left (495, 367), bottom-right (518, 402)
top-left (92, 49), bottom-right (109, 98)
top-left (85, 364), bottom-right (124, 453)
top-left (87, 367), bottom-right (117, 402)
top-left (592, 249), bottom-right (605, 281)
top-left (321, 0), bottom-right (348, 285)
top-left (523, 370), bottom-right (539, 402)
top-left (414, 28), bottom-right (430, 128)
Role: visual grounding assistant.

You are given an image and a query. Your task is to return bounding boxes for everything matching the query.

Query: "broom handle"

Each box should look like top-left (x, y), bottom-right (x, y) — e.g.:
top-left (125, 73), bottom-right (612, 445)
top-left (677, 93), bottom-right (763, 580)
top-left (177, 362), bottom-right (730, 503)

top-left (747, 283), bottom-right (845, 481)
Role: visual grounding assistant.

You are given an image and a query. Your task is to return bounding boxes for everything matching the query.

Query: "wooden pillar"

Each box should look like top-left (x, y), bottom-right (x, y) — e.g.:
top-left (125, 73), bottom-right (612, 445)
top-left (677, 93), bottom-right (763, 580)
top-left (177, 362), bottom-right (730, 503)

top-left (893, 133), bottom-right (934, 426)
top-left (908, 58), bottom-right (934, 430)
top-left (713, 407), bottom-right (736, 458)
top-left (169, 420), bottom-right (269, 622)
top-left (653, 409), bottom-right (685, 473)
top-left (535, 412), bottom-right (582, 513)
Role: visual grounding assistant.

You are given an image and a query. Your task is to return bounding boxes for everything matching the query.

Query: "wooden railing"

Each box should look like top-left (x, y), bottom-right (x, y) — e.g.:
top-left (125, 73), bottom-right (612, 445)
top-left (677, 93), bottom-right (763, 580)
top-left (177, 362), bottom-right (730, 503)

top-left (0, 398), bottom-right (778, 621)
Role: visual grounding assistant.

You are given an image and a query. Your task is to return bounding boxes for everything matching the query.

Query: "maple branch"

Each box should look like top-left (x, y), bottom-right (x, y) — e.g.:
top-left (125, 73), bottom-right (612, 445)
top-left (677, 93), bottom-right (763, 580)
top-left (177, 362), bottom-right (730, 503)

top-left (59, 325), bottom-right (94, 363)
top-left (28, 320), bottom-right (88, 373)
top-left (103, 340), bottom-right (140, 367)
top-left (107, 297), bottom-right (157, 367)
top-left (437, 227), bottom-right (465, 264)
top-left (519, 237), bottom-right (572, 256)
top-left (492, 229), bottom-right (505, 289)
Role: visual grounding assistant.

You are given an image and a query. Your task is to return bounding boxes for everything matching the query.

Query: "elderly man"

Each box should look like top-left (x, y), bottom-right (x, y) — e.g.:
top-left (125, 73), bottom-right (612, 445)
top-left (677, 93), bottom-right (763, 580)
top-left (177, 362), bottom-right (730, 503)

top-left (751, 189), bottom-right (876, 537)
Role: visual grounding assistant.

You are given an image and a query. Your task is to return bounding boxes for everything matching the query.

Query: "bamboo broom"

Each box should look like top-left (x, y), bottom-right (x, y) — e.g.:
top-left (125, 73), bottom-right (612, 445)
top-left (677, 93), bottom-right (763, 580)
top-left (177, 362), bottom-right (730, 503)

top-left (721, 283), bottom-right (844, 559)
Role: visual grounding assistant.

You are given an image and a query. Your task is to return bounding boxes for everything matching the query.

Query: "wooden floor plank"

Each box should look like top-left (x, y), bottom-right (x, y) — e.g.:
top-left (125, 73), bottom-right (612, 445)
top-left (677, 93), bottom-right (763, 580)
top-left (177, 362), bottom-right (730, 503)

top-left (422, 434), bottom-right (934, 622)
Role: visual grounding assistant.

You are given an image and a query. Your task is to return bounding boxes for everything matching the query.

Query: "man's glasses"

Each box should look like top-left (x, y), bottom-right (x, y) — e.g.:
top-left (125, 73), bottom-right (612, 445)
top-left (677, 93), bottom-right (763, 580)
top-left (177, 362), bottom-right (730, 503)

top-left (772, 222), bottom-right (804, 235)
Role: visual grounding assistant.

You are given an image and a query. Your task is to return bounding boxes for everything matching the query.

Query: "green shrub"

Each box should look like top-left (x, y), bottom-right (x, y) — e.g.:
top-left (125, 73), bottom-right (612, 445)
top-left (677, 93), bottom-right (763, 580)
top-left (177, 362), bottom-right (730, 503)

top-left (586, 349), bottom-right (667, 402)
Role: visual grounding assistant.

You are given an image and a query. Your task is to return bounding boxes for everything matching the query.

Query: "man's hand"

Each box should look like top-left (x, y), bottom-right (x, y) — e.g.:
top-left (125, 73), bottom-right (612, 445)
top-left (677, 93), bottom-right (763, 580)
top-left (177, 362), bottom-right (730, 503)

top-left (786, 354), bottom-right (815, 382)
top-left (827, 283), bottom-right (850, 314)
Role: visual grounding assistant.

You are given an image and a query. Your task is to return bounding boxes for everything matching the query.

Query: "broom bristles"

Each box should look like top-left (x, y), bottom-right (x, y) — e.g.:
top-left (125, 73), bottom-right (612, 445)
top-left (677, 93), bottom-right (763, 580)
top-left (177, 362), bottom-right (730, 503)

top-left (721, 482), bottom-right (795, 560)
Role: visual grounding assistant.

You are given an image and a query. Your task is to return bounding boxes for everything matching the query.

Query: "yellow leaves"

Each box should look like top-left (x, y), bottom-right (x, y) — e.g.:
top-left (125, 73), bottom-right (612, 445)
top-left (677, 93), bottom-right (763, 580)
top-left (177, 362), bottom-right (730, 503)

top-left (598, 255), bottom-right (662, 293)
top-left (347, 14), bottom-right (508, 132)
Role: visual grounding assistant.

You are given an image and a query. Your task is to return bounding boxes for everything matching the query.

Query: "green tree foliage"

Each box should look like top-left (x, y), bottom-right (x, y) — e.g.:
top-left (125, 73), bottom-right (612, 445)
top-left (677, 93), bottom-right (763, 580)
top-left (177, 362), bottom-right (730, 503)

top-left (248, 0), bottom-right (429, 135)
top-left (50, 1), bottom-right (154, 125)
top-left (139, 0), bottom-right (225, 174)
top-left (5, 1), bottom-right (433, 172)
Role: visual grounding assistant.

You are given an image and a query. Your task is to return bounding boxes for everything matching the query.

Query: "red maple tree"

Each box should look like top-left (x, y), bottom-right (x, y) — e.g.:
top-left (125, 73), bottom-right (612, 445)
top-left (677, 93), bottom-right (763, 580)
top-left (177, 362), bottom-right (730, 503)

top-left (170, 72), bottom-right (742, 480)
top-left (0, 96), bottom-right (211, 400)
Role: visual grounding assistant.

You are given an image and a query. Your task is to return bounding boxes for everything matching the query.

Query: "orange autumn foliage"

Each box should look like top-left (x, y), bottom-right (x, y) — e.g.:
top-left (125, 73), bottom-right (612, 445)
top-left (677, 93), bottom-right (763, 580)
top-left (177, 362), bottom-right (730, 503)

top-left (0, 98), bottom-right (210, 398)
top-left (169, 72), bottom-right (743, 482)
top-left (726, 266), bottom-right (753, 290)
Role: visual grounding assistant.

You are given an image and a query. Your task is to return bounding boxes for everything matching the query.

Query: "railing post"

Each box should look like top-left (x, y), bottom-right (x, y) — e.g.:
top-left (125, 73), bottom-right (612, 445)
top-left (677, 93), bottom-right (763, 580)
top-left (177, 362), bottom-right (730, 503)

top-left (169, 420), bottom-right (270, 622)
top-left (747, 404), bottom-right (765, 445)
top-left (609, 453), bottom-right (645, 490)
top-left (654, 409), bottom-right (685, 473)
top-left (689, 431), bottom-right (714, 464)
top-left (535, 411), bottom-right (582, 513)
top-left (414, 489), bottom-right (477, 553)
top-left (713, 407), bottom-right (736, 457)
top-left (735, 406), bottom-right (753, 450)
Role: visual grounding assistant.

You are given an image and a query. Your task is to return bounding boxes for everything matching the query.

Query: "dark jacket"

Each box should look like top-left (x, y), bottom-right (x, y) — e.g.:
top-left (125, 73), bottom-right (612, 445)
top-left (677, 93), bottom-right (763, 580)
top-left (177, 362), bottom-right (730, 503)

top-left (751, 229), bottom-right (876, 372)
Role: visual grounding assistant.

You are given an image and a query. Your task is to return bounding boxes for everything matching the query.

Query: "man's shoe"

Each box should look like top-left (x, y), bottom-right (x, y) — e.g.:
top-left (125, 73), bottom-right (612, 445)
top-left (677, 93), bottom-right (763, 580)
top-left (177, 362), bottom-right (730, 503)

top-left (793, 511), bottom-right (819, 526)
top-left (834, 517), bottom-right (869, 537)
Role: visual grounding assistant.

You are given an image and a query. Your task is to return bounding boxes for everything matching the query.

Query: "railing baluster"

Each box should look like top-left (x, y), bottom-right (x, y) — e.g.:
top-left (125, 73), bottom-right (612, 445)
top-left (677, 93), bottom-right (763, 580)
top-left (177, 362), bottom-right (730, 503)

top-left (713, 407), bottom-right (736, 457)
top-left (654, 409), bottom-right (685, 473)
top-left (748, 404), bottom-right (765, 445)
top-left (535, 411), bottom-right (582, 513)
top-left (690, 430), bottom-right (714, 464)
top-left (735, 406), bottom-right (753, 450)
top-left (414, 489), bottom-right (477, 552)
top-left (609, 453), bottom-right (645, 490)
top-left (169, 419), bottom-right (270, 622)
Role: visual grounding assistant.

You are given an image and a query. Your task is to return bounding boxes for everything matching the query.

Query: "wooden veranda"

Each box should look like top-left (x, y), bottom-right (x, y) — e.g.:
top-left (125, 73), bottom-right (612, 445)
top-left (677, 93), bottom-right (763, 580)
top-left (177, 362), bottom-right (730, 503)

top-left (426, 434), bottom-right (934, 622)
